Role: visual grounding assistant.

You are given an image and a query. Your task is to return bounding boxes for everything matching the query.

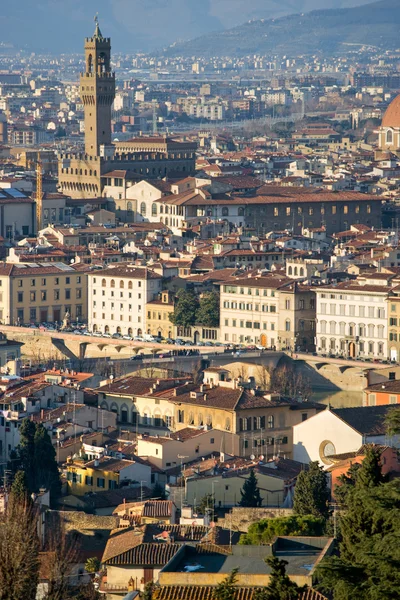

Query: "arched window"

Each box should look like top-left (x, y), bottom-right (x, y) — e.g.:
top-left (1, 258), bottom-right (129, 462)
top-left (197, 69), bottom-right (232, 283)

top-left (285, 319), bottom-right (291, 332)
top-left (206, 414), bottom-right (212, 427)
top-left (110, 279), bottom-right (115, 288)
top-left (152, 203), bottom-right (157, 216)
top-left (222, 207), bottom-right (229, 217)
top-left (140, 202), bottom-right (146, 216)
top-left (127, 201), bottom-right (133, 212)
top-left (128, 281), bottom-right (133, 289)
top-left (198, 413), bottom-right (203, 426)
top-left (120, 280), bottom-right (124, 289)
top-left (387, 129), bottom-right (393, 144)
top-left (88, 54), bottom-right (93, 73)
top-left (101, 279), bottom-right (106, 287)
top-left (294, 267), bottom-right (298, 276)
top-left (238, 207), bottom-right (244, 216)
top-left (188, 411), bottom-right (194, 425)
top-left (267, 415), bottom-right (274, 429)
top-left (299, 267), bottom-right (304, 276)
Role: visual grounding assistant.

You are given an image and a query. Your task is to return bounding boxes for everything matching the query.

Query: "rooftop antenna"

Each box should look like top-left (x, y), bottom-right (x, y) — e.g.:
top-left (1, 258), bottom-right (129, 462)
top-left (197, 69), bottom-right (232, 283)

top-left (35, 155), bottom-right (43, 235)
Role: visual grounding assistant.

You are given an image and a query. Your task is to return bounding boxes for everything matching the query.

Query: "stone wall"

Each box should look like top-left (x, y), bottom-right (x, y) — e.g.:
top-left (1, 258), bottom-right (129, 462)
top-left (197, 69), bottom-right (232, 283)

top-left (218, 507), bottom-right (294, 532)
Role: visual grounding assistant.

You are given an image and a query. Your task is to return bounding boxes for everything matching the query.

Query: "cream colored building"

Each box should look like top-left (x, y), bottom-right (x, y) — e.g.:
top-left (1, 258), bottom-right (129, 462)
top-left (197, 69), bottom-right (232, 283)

top-left (0, 262), bottom-right (87, 325)
top-left (88, 264), bottom-right (162, 336)
top-left (219, 273), bottom-right (316, 351)
top-left (136, 427), bottom-right (237, 470)
top-left (315, 274), bottom-right (393, 358)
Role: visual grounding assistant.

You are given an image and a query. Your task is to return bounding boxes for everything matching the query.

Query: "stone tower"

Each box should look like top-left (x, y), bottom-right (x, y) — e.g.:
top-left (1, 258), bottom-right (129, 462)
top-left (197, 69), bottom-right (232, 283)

top-left (80, 17), bottom-right (115, 157)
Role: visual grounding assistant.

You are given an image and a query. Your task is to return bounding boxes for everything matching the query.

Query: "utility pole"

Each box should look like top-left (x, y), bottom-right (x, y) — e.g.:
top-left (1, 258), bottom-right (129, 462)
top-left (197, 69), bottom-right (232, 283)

top-left (178, 454), bottom-right (189, 510)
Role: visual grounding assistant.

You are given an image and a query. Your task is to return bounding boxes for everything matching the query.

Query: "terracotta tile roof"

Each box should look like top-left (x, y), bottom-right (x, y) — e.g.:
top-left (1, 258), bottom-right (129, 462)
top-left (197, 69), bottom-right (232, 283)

top-left (85, 456), bottom-right (137, 473)
top-left (97, 377), bottom-right (189, 397)
top-left (171, 385), bottom-right (243, 411)
top-left (102, 527), bottom-right (181, 565)
top-left (90, 265), bottom-right (162, 280)
top-left (83, 487), bottom-right (152, 509)
top-left (154, 587), bottom-right (327, 600)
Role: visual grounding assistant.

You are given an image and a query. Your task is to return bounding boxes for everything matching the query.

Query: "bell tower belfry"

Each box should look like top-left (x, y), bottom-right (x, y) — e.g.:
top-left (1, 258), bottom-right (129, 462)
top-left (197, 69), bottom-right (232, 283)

top-left (80, 16), bottom-right (115, 156)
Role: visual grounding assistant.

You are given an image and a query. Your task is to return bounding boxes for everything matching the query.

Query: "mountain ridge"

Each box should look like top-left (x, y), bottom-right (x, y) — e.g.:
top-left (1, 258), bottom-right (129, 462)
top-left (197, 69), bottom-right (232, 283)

top-left (162, 0), bottom-right (400, 58)
top-left (0, 0), bottom-right (371, 54)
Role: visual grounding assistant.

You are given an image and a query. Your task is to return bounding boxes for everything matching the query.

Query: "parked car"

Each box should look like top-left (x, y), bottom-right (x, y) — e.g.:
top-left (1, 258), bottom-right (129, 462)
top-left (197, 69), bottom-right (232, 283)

top-left (112, 333), bottom-right (122, 339)
top-left (130, 354), bottom-right (143, 361)
top-left (165, 338), bottom-right (175, 344)
top-left (102, 333), bottom-right (111, 338)
top-left (133, 336), bottom-right (144, 341)
top-left (92, 331), bottom-right (102, 337)
top-left (122, 335), bottom-right (132, 340)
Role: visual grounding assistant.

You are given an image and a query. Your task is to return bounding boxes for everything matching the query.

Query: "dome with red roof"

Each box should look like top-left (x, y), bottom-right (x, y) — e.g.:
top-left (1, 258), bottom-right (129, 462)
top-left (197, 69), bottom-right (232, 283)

top-left (382, 95), bottom-right (400, 128)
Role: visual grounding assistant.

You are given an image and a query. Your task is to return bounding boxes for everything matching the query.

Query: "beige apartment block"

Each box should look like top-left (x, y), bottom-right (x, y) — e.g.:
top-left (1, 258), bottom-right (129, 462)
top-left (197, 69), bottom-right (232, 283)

top-left (219, 273), bottom-right (316, 351)
top-left (0, 262), bottom-right (87, 325)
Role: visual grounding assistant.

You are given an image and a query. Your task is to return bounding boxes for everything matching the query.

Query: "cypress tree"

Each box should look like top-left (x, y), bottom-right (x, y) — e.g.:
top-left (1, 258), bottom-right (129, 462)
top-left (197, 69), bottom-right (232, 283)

top-left (293, 461), bottom-right (330, 519)
top-left (239, 469), bottom-right (262, 507)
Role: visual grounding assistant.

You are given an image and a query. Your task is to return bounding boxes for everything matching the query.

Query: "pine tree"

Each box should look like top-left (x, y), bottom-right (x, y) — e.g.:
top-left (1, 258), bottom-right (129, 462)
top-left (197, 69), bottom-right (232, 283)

top-left (239, 469), bottom-right (262, 507)
top-left (255, 557), bottom-right (305, 600)
top-left (293, 462), bottom-right (330, 519)
top-left (169, 289), bottom-right (199, 328)
top-left (384, 406), bottom-right (400, 437)
top-left (317, 453), bottom-right (400, 599)
top-left (196, 291), bottom-right (220, 327)
top-left (17, 419), bottom-right (37, 493)
top-left (10, 470), bottom-right (30, 504)
top-left (198, 493), bottom-right (215, 515)
top-left (213, 568), bottom-right (239, 600)
top-left (151, 482), bottom-right (166, 500)
top-left (34, 423), bottom-right (61, 502)
top-left (357, 446), bottom-right (387, 489)
top-left (334, 461), bottom-right (361, 508)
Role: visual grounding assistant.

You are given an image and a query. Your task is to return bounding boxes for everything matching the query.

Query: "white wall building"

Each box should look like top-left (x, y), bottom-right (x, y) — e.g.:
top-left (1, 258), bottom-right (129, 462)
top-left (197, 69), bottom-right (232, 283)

top-left (88, 265), bottom-right (162, 336)
top-left (315, 276), bottom-right (392, 359)
top-left (293, 406), bottom-right (400, 467)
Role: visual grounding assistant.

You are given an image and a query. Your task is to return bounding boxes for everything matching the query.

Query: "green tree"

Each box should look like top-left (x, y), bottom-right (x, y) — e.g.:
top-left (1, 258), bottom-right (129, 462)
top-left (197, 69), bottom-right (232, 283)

top-left (317, 451), bottom-right (400, 600)
top-left (196, 291), bottom-right (220, 327)
top-left (85, 557), bottom-right (101, 574)
top-left (255, 557), bottom-right (305, 600)
top-left (239, 515), bottom-right (325, 545)
top-left (151, 482), bottom-right (166, 500)
top-left (34, 423), bottom-right (61, 502)
top-left (213, 568), bottom-right (239, 600)
top-left (293, 462), bottom-right (330, 519)
top-left (385, 406), bottom-right (400, 437)
top-left (10, 470), bottom-right (30, 504)
top-left (17, 419), bottom-right (37, 493)
top-left (10, 420), bottom-right (61, 505)
top-left (334, 462), bottom-right (361, 508)
top-left (169, 289), bottom-right (199, 328)
top-left (142, 581), bottom-right (154, 600)
top-left (76, 582), bottom-right (100, 600)
top-left (356, 446), bottom-right (387, 489)
top-left (198, 493), bottom-right (215, 515)
top-left (0, 495), bottom-right (39, 600)
top-left (239, 469), bottom-right (262, 507)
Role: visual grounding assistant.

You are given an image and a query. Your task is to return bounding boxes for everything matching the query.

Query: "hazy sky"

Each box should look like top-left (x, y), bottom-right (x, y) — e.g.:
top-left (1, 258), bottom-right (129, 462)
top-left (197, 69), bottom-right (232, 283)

top-left (0, 0), bottom-right (369, 53)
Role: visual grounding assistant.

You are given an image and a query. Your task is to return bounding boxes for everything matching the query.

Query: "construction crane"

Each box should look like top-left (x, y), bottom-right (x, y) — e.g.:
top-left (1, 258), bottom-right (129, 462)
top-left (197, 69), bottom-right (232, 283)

top-left (35, 155), bottom-right (43, 234)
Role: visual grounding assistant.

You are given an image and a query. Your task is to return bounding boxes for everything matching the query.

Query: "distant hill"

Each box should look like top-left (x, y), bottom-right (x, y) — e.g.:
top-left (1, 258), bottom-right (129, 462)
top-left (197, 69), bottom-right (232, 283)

top-left (163, 0), bottom-right (400, 58)
top-left (0, 0), bottom-right (370, 54)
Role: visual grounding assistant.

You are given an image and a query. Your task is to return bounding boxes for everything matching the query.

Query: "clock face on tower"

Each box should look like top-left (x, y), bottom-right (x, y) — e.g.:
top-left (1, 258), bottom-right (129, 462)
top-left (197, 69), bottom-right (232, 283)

top-left (319, 440), bottom-right (336, 464)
